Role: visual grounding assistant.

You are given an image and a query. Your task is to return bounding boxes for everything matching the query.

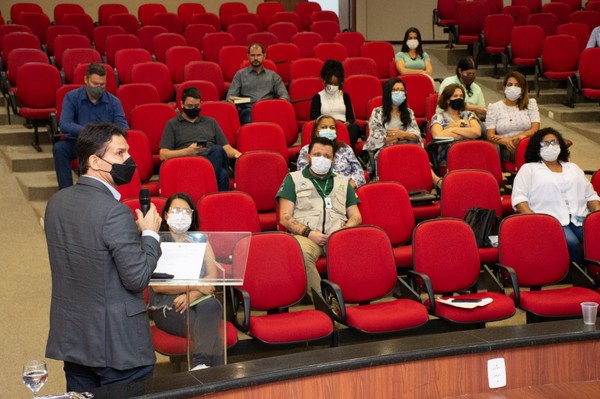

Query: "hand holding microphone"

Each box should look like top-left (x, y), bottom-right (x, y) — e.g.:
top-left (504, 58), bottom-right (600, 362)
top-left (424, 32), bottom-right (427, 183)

top-left (135, 189), bottom-right (161, 233)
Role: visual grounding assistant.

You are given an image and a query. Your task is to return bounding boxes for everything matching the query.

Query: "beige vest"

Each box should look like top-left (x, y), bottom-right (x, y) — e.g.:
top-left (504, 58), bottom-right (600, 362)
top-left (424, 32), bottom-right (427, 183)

top-left (290, 171), bottom-right (349, 234)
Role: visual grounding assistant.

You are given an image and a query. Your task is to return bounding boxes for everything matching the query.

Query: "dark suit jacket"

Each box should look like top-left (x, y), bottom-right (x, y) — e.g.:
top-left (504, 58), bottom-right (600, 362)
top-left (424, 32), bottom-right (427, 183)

top-left (44, 176), bottom-right (161, 369)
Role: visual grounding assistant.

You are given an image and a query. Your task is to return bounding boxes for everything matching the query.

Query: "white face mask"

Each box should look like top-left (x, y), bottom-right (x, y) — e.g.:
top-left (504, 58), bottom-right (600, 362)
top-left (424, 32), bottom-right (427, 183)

top-left (504, 86), bottom-right (522, 102)
top-left (540, 145), bottom-right (561, 162)
top-left (167, 212), bottom-right (192, 233)
top-left (319, 128), bottom-right (337, 141)
top-left (310, 156), bottom-right (332, 175)
top-left (406, 39), bottom-right (419, 50)
top-left (325, 84), bottom-right (339, 94)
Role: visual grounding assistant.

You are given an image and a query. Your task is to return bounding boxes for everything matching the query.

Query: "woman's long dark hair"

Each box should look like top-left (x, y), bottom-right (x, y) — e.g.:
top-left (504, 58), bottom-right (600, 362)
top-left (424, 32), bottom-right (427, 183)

top-left (524, 127), bottom-right (570, 163)
top-left (381, 77), bottom-right (411, 127)
top-left (160, 192), bottom-right (199, 232)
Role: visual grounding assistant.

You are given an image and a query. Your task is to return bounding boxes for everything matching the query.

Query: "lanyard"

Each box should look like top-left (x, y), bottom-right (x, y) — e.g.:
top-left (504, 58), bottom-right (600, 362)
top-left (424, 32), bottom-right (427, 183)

top-left (312, 178), bottom-right (330, 198)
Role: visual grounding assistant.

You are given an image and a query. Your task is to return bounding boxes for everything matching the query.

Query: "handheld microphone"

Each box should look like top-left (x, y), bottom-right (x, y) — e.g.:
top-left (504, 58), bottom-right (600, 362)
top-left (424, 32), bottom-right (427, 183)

top-left (139, 189), bottom-right (151, 216)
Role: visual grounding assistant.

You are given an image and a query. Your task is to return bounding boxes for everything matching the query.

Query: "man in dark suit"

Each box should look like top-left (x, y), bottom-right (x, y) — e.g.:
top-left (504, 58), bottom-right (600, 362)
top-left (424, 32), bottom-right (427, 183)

top-left (44, 123), bottom-right (162, 391)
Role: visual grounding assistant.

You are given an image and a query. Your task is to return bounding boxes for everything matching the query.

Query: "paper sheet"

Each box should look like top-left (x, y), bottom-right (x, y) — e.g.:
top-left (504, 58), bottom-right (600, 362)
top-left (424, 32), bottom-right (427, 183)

top-left (154, 242), bottom-right (206, 280)
top-left (436, 297), bottom-right (494, 309)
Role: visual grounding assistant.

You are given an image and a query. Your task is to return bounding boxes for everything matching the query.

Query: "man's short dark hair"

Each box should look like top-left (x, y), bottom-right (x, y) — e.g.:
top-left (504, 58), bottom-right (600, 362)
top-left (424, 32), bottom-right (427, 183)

top-left (248, 43), bottom-right (265, 54)
top-left (76, 123), bottom-right (127, 175)
top-left (308, 136), bottom-right (336, 155)
top-left (181, 86), bottom-right (201, 103)
top-left (85, 62), bottom-right (107, 78)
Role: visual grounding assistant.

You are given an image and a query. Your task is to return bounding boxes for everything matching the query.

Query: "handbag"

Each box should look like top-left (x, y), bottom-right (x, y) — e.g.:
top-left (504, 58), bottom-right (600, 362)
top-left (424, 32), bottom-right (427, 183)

top-left (408, 190), bottom-right (439, 206)
top-left (464, 206), bottom-right (497, 247)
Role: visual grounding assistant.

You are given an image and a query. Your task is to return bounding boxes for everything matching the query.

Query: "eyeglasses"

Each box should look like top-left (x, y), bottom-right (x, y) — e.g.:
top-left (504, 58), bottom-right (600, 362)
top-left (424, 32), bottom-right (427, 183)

top-left (540, 140), bottom-right (559, 148)
top-left (168, 207), bottom-right (193, 216)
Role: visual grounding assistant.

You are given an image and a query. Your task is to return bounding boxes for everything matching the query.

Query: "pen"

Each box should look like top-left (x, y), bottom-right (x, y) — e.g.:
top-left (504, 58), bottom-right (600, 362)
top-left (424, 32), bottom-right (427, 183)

top-left (151, 272), bottom-right (174, 279)
top-left (451, 298), bottom-right (482, 303)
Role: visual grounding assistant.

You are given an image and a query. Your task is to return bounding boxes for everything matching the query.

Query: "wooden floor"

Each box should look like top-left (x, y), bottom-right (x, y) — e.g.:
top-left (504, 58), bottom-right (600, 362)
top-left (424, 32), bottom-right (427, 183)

top-left (446, 380), bottom-right (600, 399)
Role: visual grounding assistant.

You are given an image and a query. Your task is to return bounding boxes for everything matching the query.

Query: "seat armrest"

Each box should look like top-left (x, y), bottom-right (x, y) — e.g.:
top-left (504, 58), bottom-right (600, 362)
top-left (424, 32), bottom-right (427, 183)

top-left (231, 287), bottom-right (250, 333)
top-left (320, 279), bottom-right (346, 324)
top-left (406, 270), bottom-right (434, 313)
top-left (395, 276), bottom-right (422, 301)
top-left (490, 263), bottom-right (519, 306)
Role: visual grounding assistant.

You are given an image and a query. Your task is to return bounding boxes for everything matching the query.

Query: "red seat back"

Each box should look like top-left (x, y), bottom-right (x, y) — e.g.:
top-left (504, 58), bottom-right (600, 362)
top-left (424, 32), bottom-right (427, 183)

top-left (219, 2), bottom-right (249, 30)
top-left (107, 13), bottom-right (140, 35)
top-left (377, 145), bottom-right (433, 191)
top-left (159, 157), bottom-right (218, 204)
top-left (236, 122), bottom-right (289, 163)
top-left (251, 99), bottom-right (298, 148)
top-left (235, 151), bottom-right (288, 212)
top-left (138, 3), bottom-right (167, 27)
top-left (201, 101), bottom-right (240, 147)
top-left (440, 169), bottom-right (503, 220)
top-left (98, 4), bottom-right (129, 26)
top-left (178, 3), bottom-right (207, 28)
top-left (335, 31), bottom-right (365, 57)
top-left (198, 191), bottom-right (261, 233)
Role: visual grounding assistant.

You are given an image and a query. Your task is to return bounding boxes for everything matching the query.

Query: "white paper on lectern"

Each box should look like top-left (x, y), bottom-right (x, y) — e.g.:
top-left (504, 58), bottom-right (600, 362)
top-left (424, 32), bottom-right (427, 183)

top-left (154, 242), bottom-right (207, 280)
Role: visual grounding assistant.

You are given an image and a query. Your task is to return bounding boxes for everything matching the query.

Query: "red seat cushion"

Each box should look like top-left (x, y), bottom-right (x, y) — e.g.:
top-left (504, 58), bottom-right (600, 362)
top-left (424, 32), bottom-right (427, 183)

top-left (393, 245), bottom-right (412, 268)
top-left (478, 247), bottom-right (499, 264)
top-left (432, 292), bottom-right (515, 323)
top-left (151, 326), bottom-right (187, 355)
top-left (582, 88), bottom-right (600, 99)
top-left (412, 203), bottom-right (441, 221)
top-left (512, 287), bottom-right (600, 317)
top-left (248, 310), bottom-right (333, 343)
top-left (258, 212), bottom-right (277, 231)
top-left (544, 71), bottom-right (577, 80)
top-left (345, 299), bottom-right (429, 333)
top-left (316, 257), bottom-right (327, 274)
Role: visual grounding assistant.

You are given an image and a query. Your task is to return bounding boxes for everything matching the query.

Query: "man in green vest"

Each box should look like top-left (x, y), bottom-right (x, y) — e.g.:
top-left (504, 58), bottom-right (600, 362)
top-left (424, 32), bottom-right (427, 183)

top-left (277, 136), bottom-right (362, 301)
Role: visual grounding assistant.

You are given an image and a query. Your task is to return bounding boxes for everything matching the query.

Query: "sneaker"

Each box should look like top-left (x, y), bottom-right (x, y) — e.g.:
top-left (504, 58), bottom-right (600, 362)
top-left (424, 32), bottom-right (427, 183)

top-left (191, 364), bottom-right (210, 371)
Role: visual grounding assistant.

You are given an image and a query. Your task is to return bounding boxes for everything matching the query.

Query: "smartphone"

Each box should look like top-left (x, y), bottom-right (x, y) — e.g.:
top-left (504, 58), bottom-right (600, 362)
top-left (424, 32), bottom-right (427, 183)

top-left (197, 140), bottom-right (207, 147)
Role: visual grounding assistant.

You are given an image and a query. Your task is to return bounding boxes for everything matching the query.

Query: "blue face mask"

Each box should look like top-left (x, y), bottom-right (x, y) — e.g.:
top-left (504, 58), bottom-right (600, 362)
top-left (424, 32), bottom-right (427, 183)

top-left (319, 128), bottom-right (337, 141)
top-left (391, 91), bottom-right (406, 106)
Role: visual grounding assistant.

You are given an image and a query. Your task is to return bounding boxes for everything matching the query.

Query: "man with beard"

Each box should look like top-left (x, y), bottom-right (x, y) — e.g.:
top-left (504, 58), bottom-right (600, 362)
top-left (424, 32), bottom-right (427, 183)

top-left (55, 63), bottom-right (128, 189)
top-left (437, 56), bottom-right (487, 120)
top-left (160, 86), bottom-right (241, 191)
top-left (276, 136), bottom-right (362, 301)
top-left (226, 43), bottom-right (289, 124)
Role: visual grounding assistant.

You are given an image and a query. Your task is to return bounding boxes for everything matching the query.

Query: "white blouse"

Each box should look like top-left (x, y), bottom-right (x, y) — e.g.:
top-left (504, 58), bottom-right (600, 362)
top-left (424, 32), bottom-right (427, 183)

top-left (486, 99), bottom-right (540, 138)
top-left (318, 90), bottom-right (346, 122)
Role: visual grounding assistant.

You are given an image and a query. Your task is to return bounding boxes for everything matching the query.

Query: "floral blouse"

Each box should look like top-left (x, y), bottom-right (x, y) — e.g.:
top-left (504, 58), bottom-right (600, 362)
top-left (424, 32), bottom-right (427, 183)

top-left (296, 144), bottom-right (366, 187)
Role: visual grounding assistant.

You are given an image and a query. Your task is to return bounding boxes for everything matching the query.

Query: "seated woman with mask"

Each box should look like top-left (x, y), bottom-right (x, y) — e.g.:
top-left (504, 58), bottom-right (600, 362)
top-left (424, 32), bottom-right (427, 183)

top-left (395, 27), bottom-right (433, 77)
top-left (438, 56), bottom-right (487, 120)
top-left (297, 114), bottom-right (366, 188)
top-left (310, 59), bottom-right (361, 148)
top-left (486, 71), bottom-right (540, 162)
top-left (512, 128), bottom-right (600, 264)
top-left (148, 192), bottom-right (223, 371)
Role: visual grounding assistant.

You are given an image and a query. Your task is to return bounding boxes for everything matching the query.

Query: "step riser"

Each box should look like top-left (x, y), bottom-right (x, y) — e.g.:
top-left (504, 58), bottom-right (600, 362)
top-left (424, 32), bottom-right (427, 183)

top-left (0, 130), bottom-right (51, 146)
top-left (18, 182), bottom-right (57, 202)
top-left (9, 157), bottom-right (55, 173)
top-left (539, 109), bottom-right (600, 123)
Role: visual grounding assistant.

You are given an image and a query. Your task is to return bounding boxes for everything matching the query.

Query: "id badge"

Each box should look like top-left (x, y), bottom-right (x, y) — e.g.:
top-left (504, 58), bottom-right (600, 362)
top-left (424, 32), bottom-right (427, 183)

top-left (324, 197), bottom-right (333, 209)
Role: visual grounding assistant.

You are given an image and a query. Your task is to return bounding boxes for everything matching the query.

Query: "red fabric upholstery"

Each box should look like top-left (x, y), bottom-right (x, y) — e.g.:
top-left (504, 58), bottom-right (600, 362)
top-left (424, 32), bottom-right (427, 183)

top-left (115, 169), bottom-right (142, 200)
top-left (62, 13), bottom-right (95, 42)
top-left (236, 122), bottom-right (289, 163)
top-left (5, 49), bottom-right (48, 88)
top-left (178, 3), bottom-right (207, 28)
top-left (402, 74), bottom-right (436, 128)
top-left (107, 13), bottom-right (140, 36)
top-left (184, 24), bottom-right (216, 53)
top-left (343, 74), bottom-right (382, 130)
top-left (116, 85), bottom-right (158, 123)
top-left (131, 61), bottom-right (175, 103)
top-left (343, 57), bottom-right (377, 77)
top-left (482, 14), bottom-right (514, 54)
top-left (326, 226), bottom-right (429, 333)
top-left (579, 48), bottom-right (600, 100)
top-left (570, 10), bottom-right (600, 31)
top-left (540, 34), bottom-right (579, 81)
top-left (105, 34), bottom-right (140, 67)
top-left (435, 0), bottom-right (457, 27)
top-left (92, 26), bottom-right (125, 57)
top-left (191, 13), bottom-right (221, 32)
top-left (136, 25), bottom-right (168, 53)
top-left (201, 101), bottom-right (240, 147)
top-left (557, 23), bottom-right (590, 53)
top-left (98, 4), bottom-right (129, 26)
top-left (257, 2), bottom-right (285, 28)
top-left (165, 45), bottom-right (203, 84)
top-left (357, 182), bottom-right (415, 268)
top-left (152, 32), bottom-right (186, 63)
top-left (46, 25), bottom-right (79, 56)
top-left (584, 211), bottom-right (600, 281)
top-left (291, 32), bottom-right (323, 58)
top-left (130, 103), bottom-right (177, 168)
top-left (273, 11), bottom-right (303, 31)
top-left (1, 32), bottom-right (40, 64)
top-left (310, 20), bottom-right (340, 43)
top-left (413, 218), bottom-right (515, 323)
top-left (289, 57), bottom-right (323, 80)
top-left (125, 130), bottom-right (159, 196)
top-left (122, 197), bottom-right (166, 217)
top-left (527, 13), bottom-right (558, 37)
top-left (335, 32), bottom-right (365, 58)
top-left (176, 80), bottom-right (220, 104)
top-left (14, 63), bottom-right (61, 119)
top-left (541, 2), bottom-right (571, 25)
top-left (138, 3), bottom-right (167, 27)
top-left (160, 157), bottom-right (218, 204)
top-left (17, 12), bottom-right (50, 45)
top-left (232, 13), bottom-right (263, 31)
top-left (512, 0), bottom-right (542, 13)
top-left (203, 32), bottom-right (236, 63)
top-left (151, 12), bottom-right (183, 34)
top-left (218, 45), bottom-right (247, 86)
top-left (72, 62), bottom-right (117, 95)
top-left (52, 34), bottom-right (90, 70)
top-left (360, 41), bottom-right (395, 83)
top-left (198, 191), bottom-right (261, 233)
top-left (245, 32), bottom-right (278, 48)
top-left (235, 151), bottom-right (288, 231)
top-left (237, 232), bottom-right (333, 343)
top-left (267, 43), bottom-right (301, 85)
top-left (509, 25), bottom-right (544, 67)
top-left (454, 1), bottom-right (488, 45)
top-left (11, 3), bottom-right (43, 24)
top-left (311, 11), bottom-right (339, 24)
top-left (268, 22), bottom-right (298, 43)
top-left (61, 48), bottom-right (101, 84)
top-left (313, 42), bottom-right (347, 62)
top-left (251, 99), bottom-right (299, 160)
top-left (114, 48), bottom-right (152, 85)
top-left (295, 2), bottom-right (321, 30)
top-left (227, 22), bottom-right (258, 45)
top-left (219, 2), bottom-right (248, 30)
top-left (183, 61), bottom-right (225, 100)
top-left (55, 4), bottom-right (85, 25)
top-left (502, 5), bottom-right (530, 26)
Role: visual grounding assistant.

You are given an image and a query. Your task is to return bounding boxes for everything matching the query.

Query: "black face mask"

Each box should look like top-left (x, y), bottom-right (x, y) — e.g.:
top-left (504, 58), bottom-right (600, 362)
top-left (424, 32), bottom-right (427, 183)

top-left (461, 75), bottom-right (476, 86)
top-left (101, 156), bottom-right (137, 186)
top-left (183, 107), bottom-right (200, 119)
top-left (449, 98), bottom-right (465, 111)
